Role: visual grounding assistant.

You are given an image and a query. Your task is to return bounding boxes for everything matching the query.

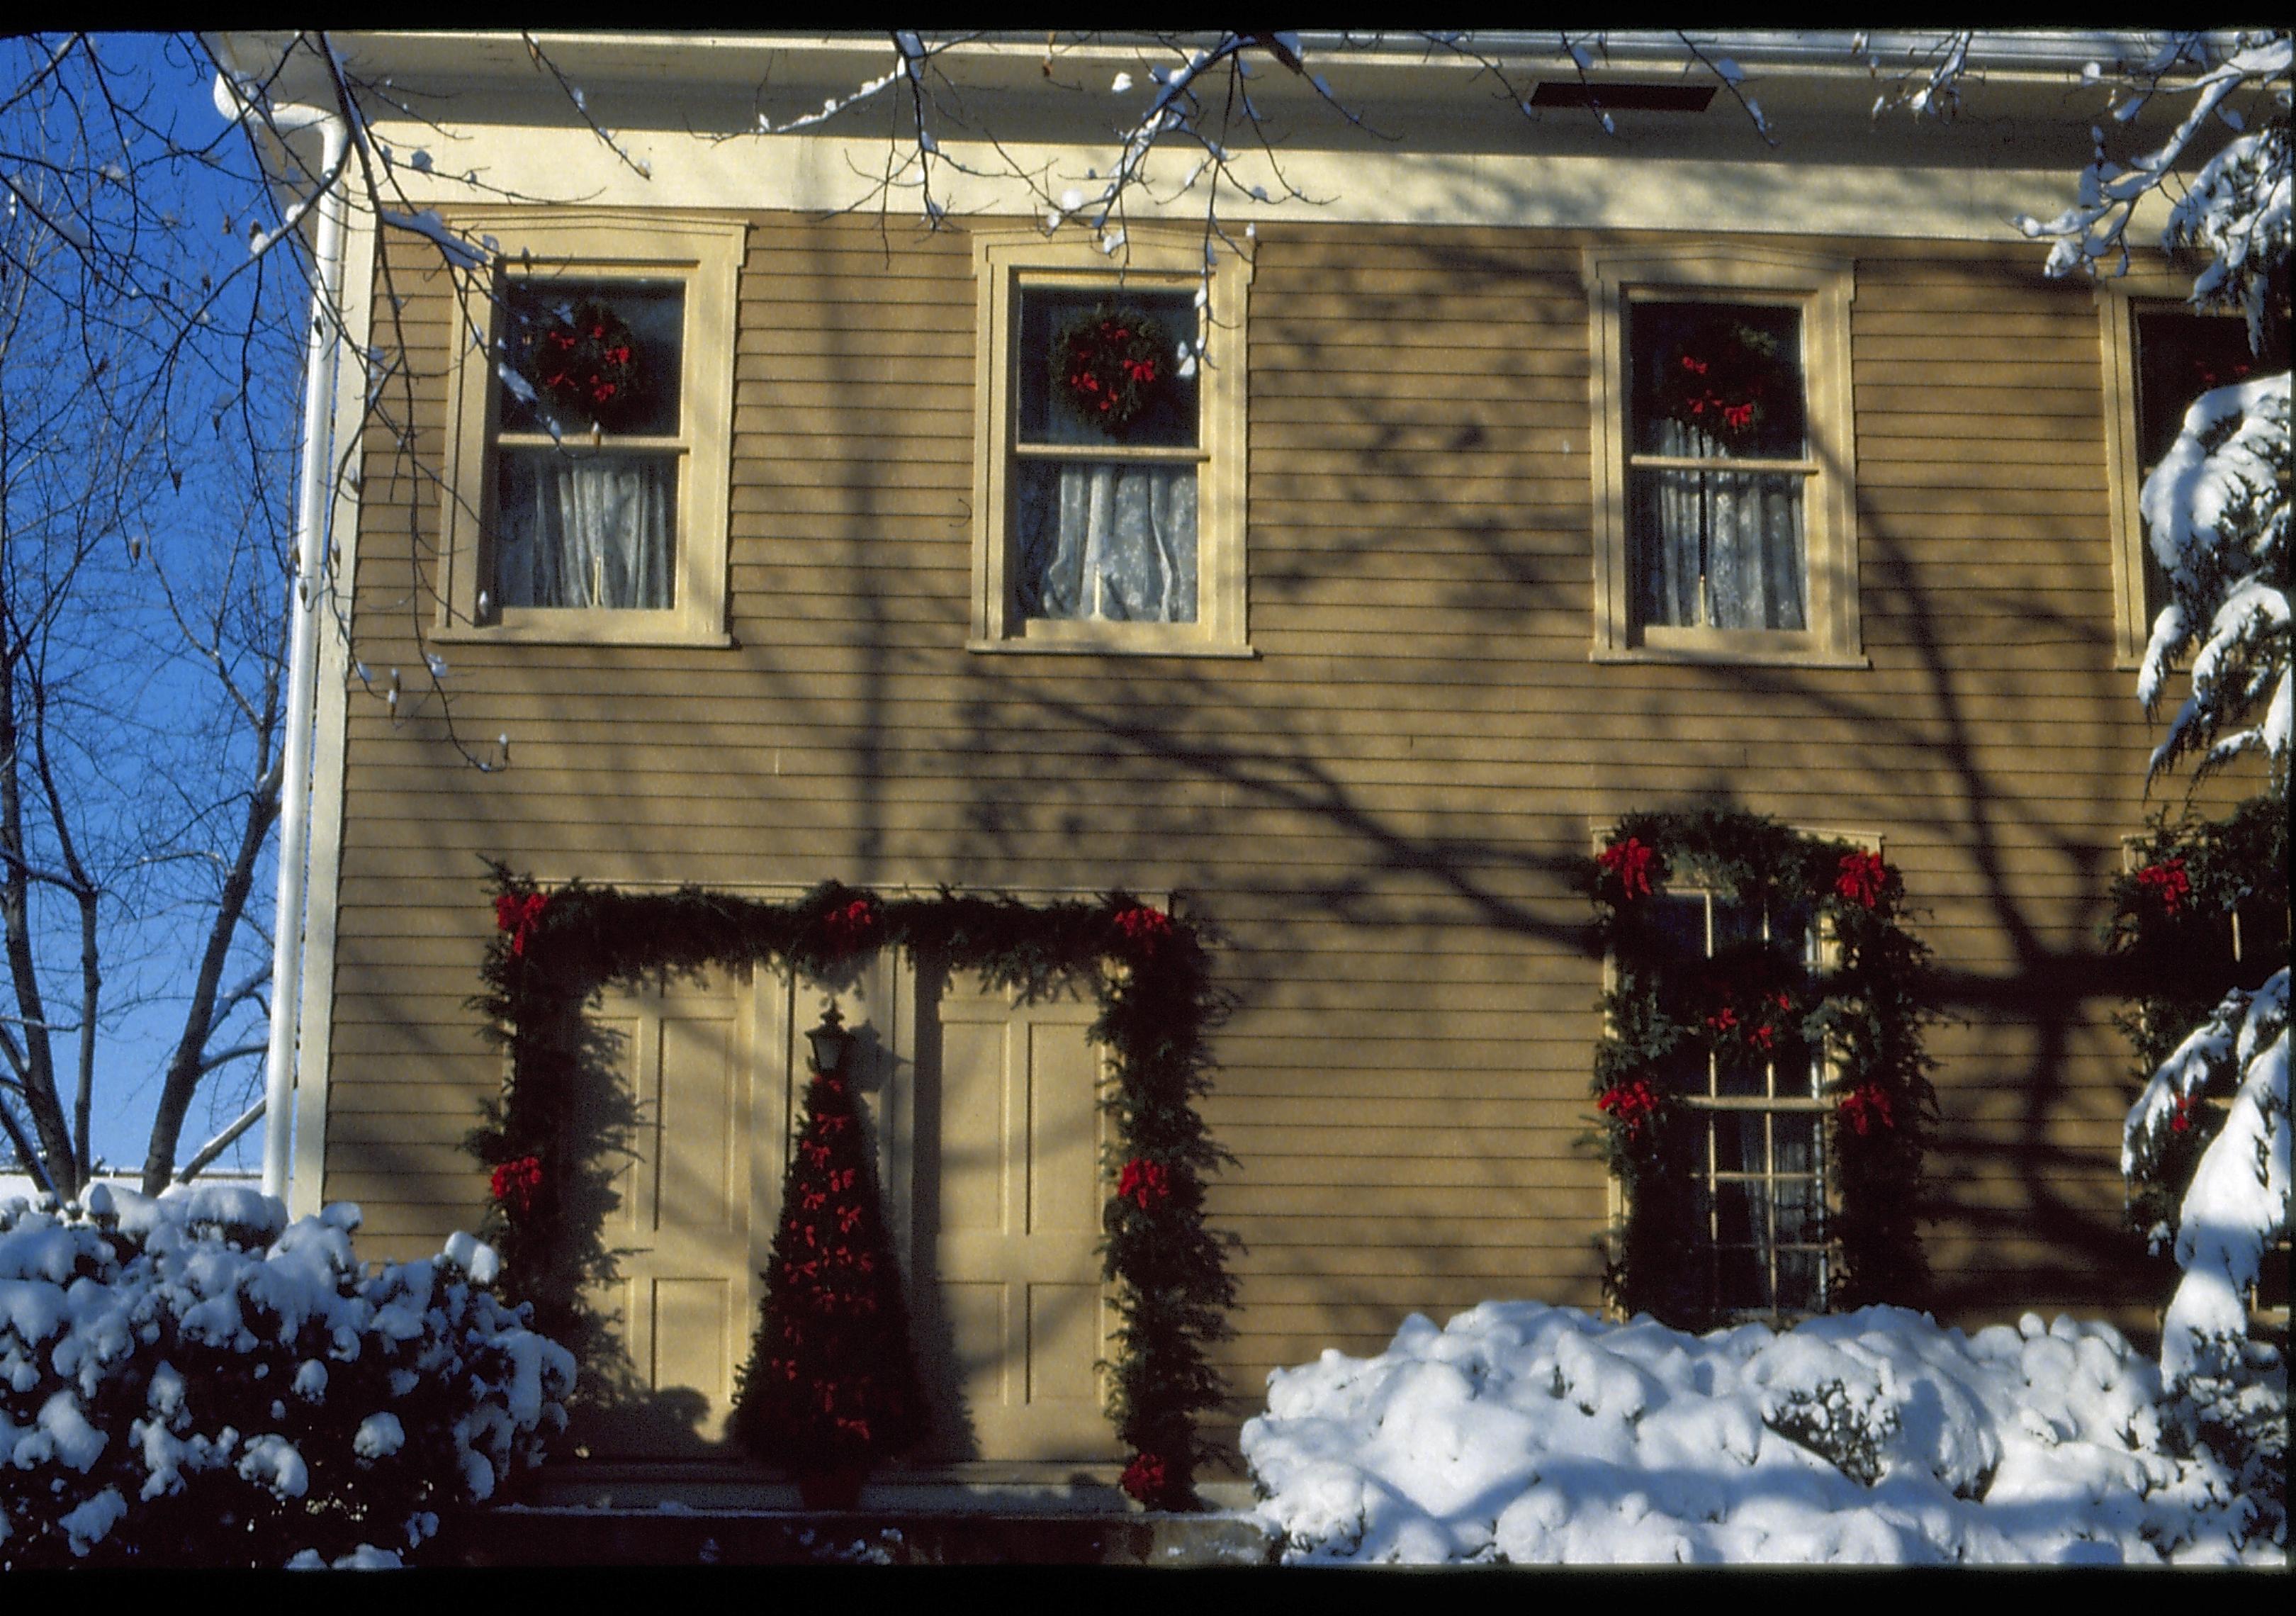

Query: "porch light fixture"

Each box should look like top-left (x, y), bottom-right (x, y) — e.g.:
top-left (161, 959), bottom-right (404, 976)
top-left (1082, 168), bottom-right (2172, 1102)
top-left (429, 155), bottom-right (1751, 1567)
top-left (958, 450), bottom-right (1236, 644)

top-left (806, 1003), bottom-right (854, 1077)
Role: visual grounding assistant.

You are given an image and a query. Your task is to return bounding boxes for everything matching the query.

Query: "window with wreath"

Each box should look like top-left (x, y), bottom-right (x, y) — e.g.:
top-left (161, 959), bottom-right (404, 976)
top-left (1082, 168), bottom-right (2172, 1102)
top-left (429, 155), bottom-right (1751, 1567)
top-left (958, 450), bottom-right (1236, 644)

top-left (1585, 247), bottom-right (1862, 665)
top-left (437, 213), bottom-right (741, 646)
top-left (1589, 810), bottom-right (1932, 1331)
top-left (969, 231), bottom-right (1251, 655)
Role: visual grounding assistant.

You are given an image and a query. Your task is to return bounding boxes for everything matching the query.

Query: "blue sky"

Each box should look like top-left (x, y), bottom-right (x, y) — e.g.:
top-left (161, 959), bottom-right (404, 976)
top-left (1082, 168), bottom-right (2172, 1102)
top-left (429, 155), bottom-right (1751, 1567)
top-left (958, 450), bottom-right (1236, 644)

top-left (7, 33), bottom-right (303, 1178)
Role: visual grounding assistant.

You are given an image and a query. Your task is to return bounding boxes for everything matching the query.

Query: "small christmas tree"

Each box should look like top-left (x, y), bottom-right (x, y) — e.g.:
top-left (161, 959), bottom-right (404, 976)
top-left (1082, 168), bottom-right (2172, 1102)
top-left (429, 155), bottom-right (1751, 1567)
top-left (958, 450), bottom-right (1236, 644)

top-left (731, 1005), bottom-right (923, 1506)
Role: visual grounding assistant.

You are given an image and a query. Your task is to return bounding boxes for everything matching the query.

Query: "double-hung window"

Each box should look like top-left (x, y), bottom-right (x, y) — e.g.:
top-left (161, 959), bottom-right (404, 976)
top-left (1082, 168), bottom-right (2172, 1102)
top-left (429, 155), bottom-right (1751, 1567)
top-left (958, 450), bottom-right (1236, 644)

top-left (438, 212), bottom-right (742, 645)
top-left (1644, 885), bottom-right (1833, 1318)
top-left (1587, 245), bottom-right (1862, 665)
top-left (970, 230), bottom-right (1251, 655)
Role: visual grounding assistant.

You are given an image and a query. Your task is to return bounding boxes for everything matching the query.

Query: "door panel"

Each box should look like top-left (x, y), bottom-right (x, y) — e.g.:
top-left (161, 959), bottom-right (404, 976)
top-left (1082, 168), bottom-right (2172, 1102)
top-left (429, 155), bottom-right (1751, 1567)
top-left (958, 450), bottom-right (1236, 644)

top-left (583, 972), bottom-right (763, 1458)
top-left (918, 972), bottom-right (1115, 1463)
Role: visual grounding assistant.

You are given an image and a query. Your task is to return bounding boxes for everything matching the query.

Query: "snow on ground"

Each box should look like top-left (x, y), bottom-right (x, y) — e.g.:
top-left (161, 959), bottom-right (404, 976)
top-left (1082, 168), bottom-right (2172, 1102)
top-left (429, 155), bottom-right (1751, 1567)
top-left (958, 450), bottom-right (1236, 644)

top-left (1243, 1301), bottom-right (2283, 1566)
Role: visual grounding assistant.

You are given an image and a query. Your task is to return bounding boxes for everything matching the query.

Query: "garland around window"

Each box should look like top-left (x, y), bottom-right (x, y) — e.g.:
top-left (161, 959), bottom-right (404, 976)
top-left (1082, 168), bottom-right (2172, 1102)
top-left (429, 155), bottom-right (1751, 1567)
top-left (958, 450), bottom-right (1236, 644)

top-left (468, 870), bottom-right (1235, 1511)
top-left (2104, 796), bottom-right (2288, 1250)
top-left (1587, 807), bottom-right (1935, 1328)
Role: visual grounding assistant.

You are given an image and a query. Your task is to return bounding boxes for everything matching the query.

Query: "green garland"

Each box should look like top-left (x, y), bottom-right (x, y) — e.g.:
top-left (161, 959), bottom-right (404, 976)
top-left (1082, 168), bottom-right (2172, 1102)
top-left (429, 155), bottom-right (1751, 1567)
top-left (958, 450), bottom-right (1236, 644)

top-left (2105, 796), bottom-right (2289, 1246)
top-left (1586, 807), bottom-right (1935, 1329)
top-left (467, 868), bottom-right (1236, 1510)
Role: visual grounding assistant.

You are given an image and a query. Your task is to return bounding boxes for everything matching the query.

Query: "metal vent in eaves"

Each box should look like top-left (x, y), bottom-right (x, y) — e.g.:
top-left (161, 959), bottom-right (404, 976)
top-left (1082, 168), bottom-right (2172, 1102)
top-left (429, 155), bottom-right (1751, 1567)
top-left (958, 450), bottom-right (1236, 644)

top-left (1529, 81), bottom-right (1718, 113)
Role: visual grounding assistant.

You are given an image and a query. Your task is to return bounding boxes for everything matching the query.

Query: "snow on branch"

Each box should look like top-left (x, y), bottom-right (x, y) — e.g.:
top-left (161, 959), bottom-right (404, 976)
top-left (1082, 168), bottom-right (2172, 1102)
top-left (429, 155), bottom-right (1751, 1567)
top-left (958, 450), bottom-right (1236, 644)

top-left (2013, 32), bottom-right (2290, 289)
top-left (2136, 374), bottom-right (2291, 792)
top-left (2136, 970), bottom-right (2291, 1388)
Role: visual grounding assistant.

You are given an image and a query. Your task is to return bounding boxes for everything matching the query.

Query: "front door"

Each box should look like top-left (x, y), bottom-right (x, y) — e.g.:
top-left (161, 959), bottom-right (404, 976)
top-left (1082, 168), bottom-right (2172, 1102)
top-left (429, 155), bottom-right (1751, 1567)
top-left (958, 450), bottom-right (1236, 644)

top-left (583, 966), bottom-right (775, 1457)
top-left (908, 965), bottom-right (1117, 1464)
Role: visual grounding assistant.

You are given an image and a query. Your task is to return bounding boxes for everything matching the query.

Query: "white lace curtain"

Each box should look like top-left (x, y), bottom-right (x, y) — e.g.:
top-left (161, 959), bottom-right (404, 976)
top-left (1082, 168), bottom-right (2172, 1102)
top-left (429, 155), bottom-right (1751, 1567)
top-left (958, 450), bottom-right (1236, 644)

top-left (1013, 461), bottom-right (1198, 624)
top-left (1637, 421), bottom-right (1806, 631)
top-left (496, 453), bottom-right (674, 610)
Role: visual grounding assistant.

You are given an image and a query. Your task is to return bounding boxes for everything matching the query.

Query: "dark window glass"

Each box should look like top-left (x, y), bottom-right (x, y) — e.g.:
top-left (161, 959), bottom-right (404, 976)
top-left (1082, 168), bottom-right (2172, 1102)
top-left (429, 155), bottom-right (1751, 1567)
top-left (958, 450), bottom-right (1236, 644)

top-left (500, 278), bottom-right (685, 438)
top-left (1016, 286), bottom-right (1198, 448)
top-left (1630, 301), bottom-right (1804, 460)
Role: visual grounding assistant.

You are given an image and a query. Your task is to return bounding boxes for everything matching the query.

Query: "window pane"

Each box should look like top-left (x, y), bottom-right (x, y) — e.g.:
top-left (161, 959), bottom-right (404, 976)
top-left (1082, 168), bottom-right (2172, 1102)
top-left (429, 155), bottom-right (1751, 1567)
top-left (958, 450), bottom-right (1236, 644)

top-left (502, 278), bottom-right (685, 437)
top-left (1013, 461), bottom-right (1198, 622)
top-left (1711, 1111), bottom-right (1763, 1174)
top-left (1774, 1248), bottom-right (1825, 1313)
top-left (1647, 893), bottom-right (1709, 959)
top-left (1631, 302), bottom-right (1804, 459)
top-left (496, 449), bottom-right (677, 610)
top-left (1631, 468), bottom-right (1807, 630)
top-left (1018, 287), bottom-right (1199, 448)
top-left (1773, 1177), bottom-right (1822, 1245)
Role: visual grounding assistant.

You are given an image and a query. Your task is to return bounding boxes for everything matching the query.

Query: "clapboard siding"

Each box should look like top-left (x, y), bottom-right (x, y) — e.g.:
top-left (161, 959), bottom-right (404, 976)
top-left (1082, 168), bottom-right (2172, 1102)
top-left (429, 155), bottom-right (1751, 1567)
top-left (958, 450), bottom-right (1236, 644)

top-left (327, 215), bottom-right (2234, 1447)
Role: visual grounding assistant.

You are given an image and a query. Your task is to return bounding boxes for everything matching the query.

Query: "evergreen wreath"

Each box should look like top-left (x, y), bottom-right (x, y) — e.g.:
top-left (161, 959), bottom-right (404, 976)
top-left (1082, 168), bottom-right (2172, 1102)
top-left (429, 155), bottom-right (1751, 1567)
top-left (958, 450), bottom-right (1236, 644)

top-left (731, 1011), bottom-right (925, 1500)
top-left (514, 296), bottom-right (643, 427)
top-left (1587, 807), bottom-right (1935, 1329)
top-left (2105, 796), bottom-right (2288, 1248)
top-left (1057, 303), bottom-right (1174, 435)
top-left (1653, 319), bottom-right (1794, 444)
top-left (468, 868), bottom-right (1235, 1510)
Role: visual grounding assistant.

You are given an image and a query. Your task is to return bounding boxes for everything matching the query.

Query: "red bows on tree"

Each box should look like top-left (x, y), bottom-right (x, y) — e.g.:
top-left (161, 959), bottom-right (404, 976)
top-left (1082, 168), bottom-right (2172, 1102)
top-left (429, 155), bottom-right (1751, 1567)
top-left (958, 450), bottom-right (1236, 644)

top-left (732, 1014), bottom-right (923, 1507)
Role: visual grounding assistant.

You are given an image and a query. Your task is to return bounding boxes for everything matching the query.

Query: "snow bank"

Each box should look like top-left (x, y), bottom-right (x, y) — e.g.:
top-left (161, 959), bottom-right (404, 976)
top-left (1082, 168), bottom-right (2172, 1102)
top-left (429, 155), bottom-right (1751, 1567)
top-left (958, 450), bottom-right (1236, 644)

top-left (0, 1186), bottom-right (574, 1569)
top-left (1244, 1302), bottom-right (2280, 1565)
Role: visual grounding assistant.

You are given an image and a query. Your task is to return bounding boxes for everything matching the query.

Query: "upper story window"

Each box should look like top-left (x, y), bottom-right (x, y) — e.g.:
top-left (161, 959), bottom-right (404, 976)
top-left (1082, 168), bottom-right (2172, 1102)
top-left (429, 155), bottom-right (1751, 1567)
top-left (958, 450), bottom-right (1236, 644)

top-left (969, 230), bottom-right (1251, 656)
top-left (438, 213), bottom-right (743, 646)
top-left (2100, 288), bottom-right (2260, 663)
top-left (1586, 245), bottom-right (1863, 667)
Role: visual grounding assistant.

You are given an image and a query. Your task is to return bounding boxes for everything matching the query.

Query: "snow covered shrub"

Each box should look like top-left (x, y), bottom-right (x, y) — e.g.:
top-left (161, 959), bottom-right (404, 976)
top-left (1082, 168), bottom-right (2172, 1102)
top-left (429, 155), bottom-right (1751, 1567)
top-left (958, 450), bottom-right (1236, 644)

top-left (0, 1184), bottom-right (575, 1568)
top-left (1245, 1303), bottom-right (2274, 1564)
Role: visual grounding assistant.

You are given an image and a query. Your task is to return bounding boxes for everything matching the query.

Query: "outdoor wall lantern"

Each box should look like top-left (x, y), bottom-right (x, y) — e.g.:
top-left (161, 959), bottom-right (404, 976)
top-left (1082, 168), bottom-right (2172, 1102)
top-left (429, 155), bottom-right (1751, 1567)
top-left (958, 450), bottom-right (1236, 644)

top-left (806, 1002), bottom-right (854, 1077)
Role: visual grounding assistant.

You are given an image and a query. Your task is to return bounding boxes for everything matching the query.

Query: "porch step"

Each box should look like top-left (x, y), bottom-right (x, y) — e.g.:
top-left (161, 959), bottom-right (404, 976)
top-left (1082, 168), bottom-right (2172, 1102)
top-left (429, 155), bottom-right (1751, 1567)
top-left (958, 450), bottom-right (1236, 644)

top-left (443, 1505), bottom-right (1280, 1566)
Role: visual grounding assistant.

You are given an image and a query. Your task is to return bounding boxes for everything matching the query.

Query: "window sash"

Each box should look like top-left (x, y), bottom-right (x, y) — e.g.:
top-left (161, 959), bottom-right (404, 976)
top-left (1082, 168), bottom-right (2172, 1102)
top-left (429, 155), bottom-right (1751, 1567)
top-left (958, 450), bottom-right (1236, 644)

top-left (485, 279), bottom-right (694, 621)
top-left (1660, 888), bottom-right (1833, 1318)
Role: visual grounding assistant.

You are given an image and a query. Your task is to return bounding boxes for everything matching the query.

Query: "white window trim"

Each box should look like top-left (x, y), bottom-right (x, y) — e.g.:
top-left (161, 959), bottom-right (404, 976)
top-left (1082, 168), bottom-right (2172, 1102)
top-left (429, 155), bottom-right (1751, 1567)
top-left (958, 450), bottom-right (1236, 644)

top-left (1585, 243), bottom-right (1865, 668)
top-left (436, 209), bottom-right (743, 646)
top-left (968, 228), bottom-right (1253, 657)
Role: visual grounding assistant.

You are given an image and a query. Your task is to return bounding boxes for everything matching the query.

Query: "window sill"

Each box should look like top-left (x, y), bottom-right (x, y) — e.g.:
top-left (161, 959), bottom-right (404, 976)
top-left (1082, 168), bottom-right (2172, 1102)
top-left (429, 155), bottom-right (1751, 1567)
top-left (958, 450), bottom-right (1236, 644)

top-left (1591, 641), bottom-right (1869, 670)
top-left (432, 619), bottom-right (734, 649)
top-left (967, 636), bottom-right (1258, 660)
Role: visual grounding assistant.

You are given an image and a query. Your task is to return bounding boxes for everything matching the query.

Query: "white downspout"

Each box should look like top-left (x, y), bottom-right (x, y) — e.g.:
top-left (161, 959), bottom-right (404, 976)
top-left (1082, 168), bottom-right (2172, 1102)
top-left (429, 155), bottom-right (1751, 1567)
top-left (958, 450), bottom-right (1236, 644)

top-left (216, 72), bottom-right (351, 1203)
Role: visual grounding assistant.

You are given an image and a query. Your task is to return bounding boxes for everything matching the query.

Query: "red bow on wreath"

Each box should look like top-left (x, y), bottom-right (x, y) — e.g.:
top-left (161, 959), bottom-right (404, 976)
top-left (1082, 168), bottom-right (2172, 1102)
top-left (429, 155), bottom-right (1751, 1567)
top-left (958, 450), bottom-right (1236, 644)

top-left (1112, 902), bottom-right (1175, 954)
top-left (2168, 1092), bottom-right (2199, 1134)
top-left (2134, 857), bottom-right (2190, 917)
top-left (1118, 1157), bottom-right (1172, 1211)
top-left (494, 892), bottom-right (548, 958)
top-left (1835, 851), bottom-right (1891, 911)
top-left (1836, 1084), bottom-right (1896, 1137)
top-left (1597, 1078), bottom-right (1662, 1138)
top-left (1597, 837), bottom-right (1658, 902)
top-left (1120, 1452), bottom-right (1169, 1505)
top-left (819, 897), bottom-right (880, 957)
top-left (490, 1154), bottom-right (544, 1215)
